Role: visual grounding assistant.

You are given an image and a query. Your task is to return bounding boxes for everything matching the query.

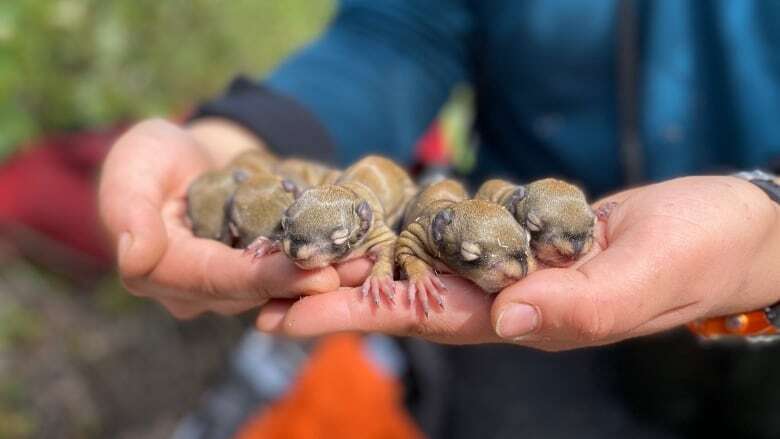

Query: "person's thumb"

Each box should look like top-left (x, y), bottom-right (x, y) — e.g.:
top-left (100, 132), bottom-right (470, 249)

top-left (491, 268), bottom-right (623, 349)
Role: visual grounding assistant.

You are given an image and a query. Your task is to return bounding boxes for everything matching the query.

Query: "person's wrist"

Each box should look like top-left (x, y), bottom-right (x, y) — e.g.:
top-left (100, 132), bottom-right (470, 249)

top-left (688, 175), bottom-right (780, 340)
top-left (741, 176), bottom-right (780, 305)
top-left (187, 117), bottom-right (272, 167)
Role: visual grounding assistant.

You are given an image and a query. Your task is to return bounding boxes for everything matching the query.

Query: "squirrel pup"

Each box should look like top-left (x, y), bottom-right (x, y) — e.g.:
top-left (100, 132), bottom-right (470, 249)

top-left (395, 179), bottom-right (536, 316)
top-left (187, 150), bottom-right (278, 243)
top-left (236, 158), bottom-right (340, 255)
top-left (280, 155), bottom-right (417, 304)
top-left (476, 178), bottom-right (595, 266)
top-left (227, 173), bottom-right (299, 250)
top-left (273, 158), bottom-right (341, 188)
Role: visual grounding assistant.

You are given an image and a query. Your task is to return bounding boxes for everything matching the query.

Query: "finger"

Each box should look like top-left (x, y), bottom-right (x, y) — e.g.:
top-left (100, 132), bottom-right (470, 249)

top-left (264, 276), bottom-right (500, 344)
top-left (335, 258), bottom-right (373, 287)
top-left (154, 229), bottom-right (340, 301)
top-left (491, 217), bottom-right (703, 350)
top-left (256, 299), bottom-right (295, 332)
top-left (157, 297), bottom-right (204, 320)
top-left (158, 297), bottom-right (266, 319)
top-left (100, 146), bottom-right (168, 281)
top-left (125, 198), bottom-right (340, 301)
top-left (99, 119), bottom-right (211, 280)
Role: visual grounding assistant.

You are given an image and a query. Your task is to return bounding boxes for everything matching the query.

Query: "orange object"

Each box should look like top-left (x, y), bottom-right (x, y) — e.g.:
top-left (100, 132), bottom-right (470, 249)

top-left (687, 309), bottom-right (778, 339)
top-left (234, 334), bottom-right (424, 439)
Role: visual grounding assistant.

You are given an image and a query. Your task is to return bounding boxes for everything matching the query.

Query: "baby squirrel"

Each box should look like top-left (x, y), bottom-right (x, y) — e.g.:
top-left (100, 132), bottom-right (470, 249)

top-left (188, 149), bottom-right (337, 248)
top-left (227, 173), bottom-right (298, 250)
top-left (395, 179), bottom-right (536, 315)
top-left (280, 155), bottom-right (417, 304)
top-left (273, 158), bottom-right (342, 188)
top-left (187, 150), bottom-right (278, 243)
top-left (476, 178), bottom-right (595, 266)
top-left (234, 159), bottom-right (341, 255)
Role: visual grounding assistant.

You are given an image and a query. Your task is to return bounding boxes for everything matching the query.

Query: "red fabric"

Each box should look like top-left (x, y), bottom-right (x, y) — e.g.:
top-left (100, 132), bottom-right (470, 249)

top-left (0, 127), bottom-right (125, 269)
top-left (414, 121), bottom-right (449, 166)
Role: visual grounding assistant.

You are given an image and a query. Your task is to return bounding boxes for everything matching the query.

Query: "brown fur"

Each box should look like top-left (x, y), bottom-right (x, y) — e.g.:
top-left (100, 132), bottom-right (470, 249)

top-left (187, 170), bottom-right (240, 243)
top-left (188, 149), bottom-right (348, 250)
top-left (396, 179), bottom-right (535, 311)
top-left (273, 158), bottom-right (342, 188)
top-left (476, 178), bottom-right (595, 266)
top-left (228, 173), bottom-right (296, 248)
top-left (281, 156), bottom-right (417, 302)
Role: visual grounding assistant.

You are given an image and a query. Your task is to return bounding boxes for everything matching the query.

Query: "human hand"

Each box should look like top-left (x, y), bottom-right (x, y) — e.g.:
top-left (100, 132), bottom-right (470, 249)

top-left (98, 118), bottom-right (340, 318)
top-left (257, 176), bottom-right (780, 350)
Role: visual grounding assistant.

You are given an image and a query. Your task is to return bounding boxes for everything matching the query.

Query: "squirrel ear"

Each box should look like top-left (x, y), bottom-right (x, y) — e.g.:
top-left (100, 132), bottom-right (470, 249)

top-left (354, 200), bottom-right (372, 238)
top-left (355, 200), bottom-right (372, 223)
top-left (506, 185), bottom-right (527, 215)
top-left (232, 169), bottom-right (250, 183)
top-left (432, 208), bottom-right (453, 243)
top-left (281, 179), bottom-right (301, 199)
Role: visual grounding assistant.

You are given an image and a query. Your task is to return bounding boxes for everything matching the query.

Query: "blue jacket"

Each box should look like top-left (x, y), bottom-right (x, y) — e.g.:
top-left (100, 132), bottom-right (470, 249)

top-left (198, 0), bottom-right (780, 196)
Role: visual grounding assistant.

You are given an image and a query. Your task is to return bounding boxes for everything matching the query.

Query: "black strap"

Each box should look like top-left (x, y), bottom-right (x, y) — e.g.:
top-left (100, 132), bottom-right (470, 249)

top-left (749, 179), bottom-right (780, 204)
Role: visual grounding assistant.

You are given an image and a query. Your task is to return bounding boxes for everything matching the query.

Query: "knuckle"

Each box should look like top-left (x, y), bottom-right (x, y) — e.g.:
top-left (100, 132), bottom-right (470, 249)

top-left (117, 254), bottom-right (157, 287)
top-left (119, 274), bottom-right (148, 298)
top-left (161, 300), bottom-right (202, 320)
top-left (132, 118), bottom-right (174, 138)
top-left (197, 250), bottom-right (227, 299)
top-left (567, 295), bottom-right (615, 343)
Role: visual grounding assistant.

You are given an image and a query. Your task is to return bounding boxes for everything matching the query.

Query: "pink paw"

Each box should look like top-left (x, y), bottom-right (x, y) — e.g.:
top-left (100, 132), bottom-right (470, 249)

top-left (360, 274), bottom-right (397, 306)
top-left (243, 236), bottom-right (280, 260)
top-left (596, 201), bottom-right (618, 222)
top-left (407, 272), bottom-right (447, 318)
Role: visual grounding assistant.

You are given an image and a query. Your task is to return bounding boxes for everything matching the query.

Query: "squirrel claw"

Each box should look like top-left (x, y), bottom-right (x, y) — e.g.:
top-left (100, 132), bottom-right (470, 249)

top-left (596, 201), bottom-right (618, 222)
top-left (244, 237), bottom-right (280, 260)
top-left (380, 277), bottom-right (396, 304)
top-left (408, 272), bottom-right (446, 317)
top-left (360, 274), bottom-right (396, 306)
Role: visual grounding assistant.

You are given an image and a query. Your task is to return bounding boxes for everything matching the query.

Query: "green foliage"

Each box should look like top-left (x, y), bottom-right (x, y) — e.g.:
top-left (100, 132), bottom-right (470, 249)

top-left (0, 301), bottom-right (42, 349)
top-left (0, 379), bottom-right (36, 439)
top-left (0, 0), bottom-right (333, 158)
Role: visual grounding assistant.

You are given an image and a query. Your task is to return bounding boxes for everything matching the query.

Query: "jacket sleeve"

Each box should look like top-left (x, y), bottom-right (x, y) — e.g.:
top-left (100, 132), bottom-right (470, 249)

top-left (191, 0), bottom-right (474, 165)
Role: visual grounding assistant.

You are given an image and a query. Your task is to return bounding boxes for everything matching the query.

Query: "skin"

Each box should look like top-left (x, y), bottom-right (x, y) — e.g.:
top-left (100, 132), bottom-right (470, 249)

top-left (395, 179), bottom-right (535, 316)
top-left (476, 178), bottom-right (595, 267)
top-left (258, 176), bottom-right (780, 351)
top-left (280, 156), bottom-right (416, 305)
top-left (102, 118), bottom-right (780, 352)
top-left (98, 118), bottom-right (342, 318)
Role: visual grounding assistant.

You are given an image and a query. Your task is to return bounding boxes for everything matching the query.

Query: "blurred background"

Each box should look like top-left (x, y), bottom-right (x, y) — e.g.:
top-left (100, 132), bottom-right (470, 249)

top-left (0, 1), bottom-right (333, 437)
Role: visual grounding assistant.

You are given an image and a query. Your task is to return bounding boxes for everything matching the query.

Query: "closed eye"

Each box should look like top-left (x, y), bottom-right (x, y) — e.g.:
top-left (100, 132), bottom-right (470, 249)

top-left (289, 235), bottom-right (306, 246)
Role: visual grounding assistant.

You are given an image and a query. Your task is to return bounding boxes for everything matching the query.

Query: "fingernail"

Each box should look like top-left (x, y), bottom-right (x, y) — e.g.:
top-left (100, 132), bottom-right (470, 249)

top-left (496, 303), bottom-right (539, 338)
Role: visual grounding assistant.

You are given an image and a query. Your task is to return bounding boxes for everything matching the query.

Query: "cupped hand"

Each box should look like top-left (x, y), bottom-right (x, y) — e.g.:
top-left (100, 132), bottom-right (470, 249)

top-left (98, 118), bottom-right (340, 318)
top-left (258, 176), bottom-right (780, 350)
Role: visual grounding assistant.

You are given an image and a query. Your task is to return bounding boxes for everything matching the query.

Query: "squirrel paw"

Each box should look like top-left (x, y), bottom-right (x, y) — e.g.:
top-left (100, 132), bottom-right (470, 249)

top-left (360, 274), bottom-right (397, 306)
top-left (243, 236), bottom-right (280, 260)
top-left (407, 272), bottom-right (447, 318)
top-left (596, 201), bottom-right (618, 222)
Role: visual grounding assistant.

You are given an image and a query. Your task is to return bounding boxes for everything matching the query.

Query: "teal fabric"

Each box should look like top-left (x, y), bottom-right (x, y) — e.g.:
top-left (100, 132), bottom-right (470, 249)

top-left (267, 0), bottom-right (780, 196)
